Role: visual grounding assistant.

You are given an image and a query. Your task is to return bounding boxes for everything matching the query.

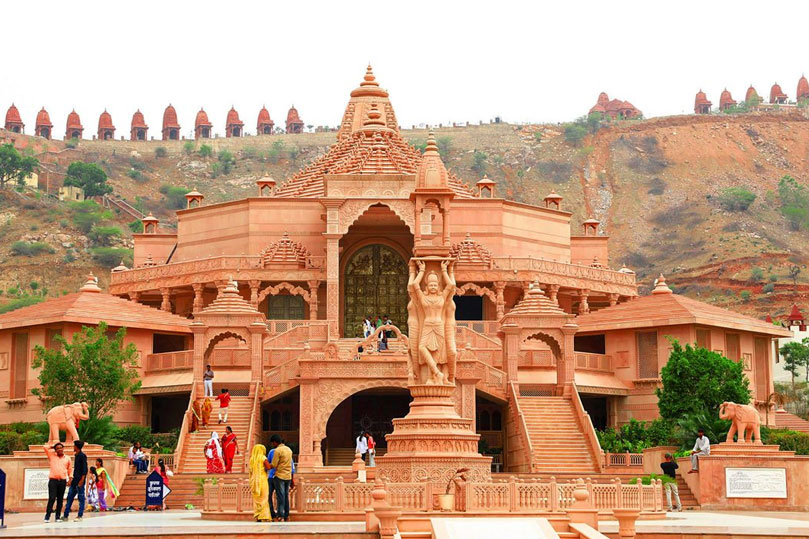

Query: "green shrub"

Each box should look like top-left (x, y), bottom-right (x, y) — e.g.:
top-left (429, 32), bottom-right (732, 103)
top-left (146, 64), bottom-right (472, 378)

top-left (750, 267), bottom-right (764, 281)
top-left (0, 431), bottom-right (23, 455)
top-left (91, 247), bottom-right (133, 267)
top-left (674, 411), bottom-right (731, 450)
top-left (127, 169), bottom-right (145, 182)
top-left (471, 150), bottom-right (487, 175)
top-left (78, 416), bottom-right (118, 450)
top-left (563, 123), bottom-right (588, 146)
top-left (778, 175), bottom-right (809, 230)
top-left (769, 274), bottom-right (778, 282)
top-left (89, 226), bottom-right (122, 247)
top-left (115, 425), bottom-right (152, 445)
top-left (10, 241), bottom-right (54, 256)
top-left (65, 138), bottom-right (78, 149)
top-left (628, 473), bottom-right (675, 486)
top-left (218, 149), bottom-right (235, 174)
top-left (242, 146), bottom-right (259, 158)
top-left (160, 185), bottom-right (191, 209)
top-left (129, 156), bottom-right (146, 171)
top-left (198, 144), bottom-right (213, 158)
top-left (763, 429), bottom-right (809, 455)
top-left (718, 187), bottom-right (756, 211)
top-left (763, 283), bottom-right (775, 293)
top-left (596, 418), bottom-right (675, 453)
top-left (69, 201), bottom-right (112, 233)
top-left (183, 141), bottom-right (195, 155)
top-left (155, 147), bottom-right (168, 158)
top-left (128, 219), bottom-right (144, 233)
top-left (740, 290), bottom-right (751, 302)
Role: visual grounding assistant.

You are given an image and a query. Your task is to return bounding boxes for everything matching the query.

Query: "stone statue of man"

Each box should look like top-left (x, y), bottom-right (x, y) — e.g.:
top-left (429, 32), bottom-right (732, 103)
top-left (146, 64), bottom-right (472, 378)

top-left (407, 259), bottom-right (457, 385)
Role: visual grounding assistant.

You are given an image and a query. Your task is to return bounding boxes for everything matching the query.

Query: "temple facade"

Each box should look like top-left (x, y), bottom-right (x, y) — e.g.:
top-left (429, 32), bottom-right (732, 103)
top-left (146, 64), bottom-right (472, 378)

top-left (0, 67), bottom-right (790, 475)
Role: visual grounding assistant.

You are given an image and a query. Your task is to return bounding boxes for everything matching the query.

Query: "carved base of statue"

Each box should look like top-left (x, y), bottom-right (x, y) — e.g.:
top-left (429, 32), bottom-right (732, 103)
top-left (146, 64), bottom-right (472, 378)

top-left (376, 384), bottom-right (491, 486)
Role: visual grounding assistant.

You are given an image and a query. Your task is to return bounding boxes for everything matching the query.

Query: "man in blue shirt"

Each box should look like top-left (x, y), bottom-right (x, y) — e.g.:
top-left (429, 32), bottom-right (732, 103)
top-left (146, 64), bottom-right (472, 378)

top-left (267, 442), bottom-right (295, 521)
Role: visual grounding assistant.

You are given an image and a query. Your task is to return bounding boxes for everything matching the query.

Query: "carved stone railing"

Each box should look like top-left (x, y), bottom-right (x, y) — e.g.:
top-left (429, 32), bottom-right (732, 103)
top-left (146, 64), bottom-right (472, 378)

top-left (174, 382), bottom-right (197, 474)
top-left (145, 350), bottom-right (193, 373)
top-left (210, 348), bottom-right (251, 368)
top-left (243, 381), bottom-right (261, 473)
top-left (571, 384), bottom-right (604, 473)
top-left (263, 358), bottom-right (302, 396)
top-left (456, 321), bottom-right (501, 339)
top-left (202, 476), bottom-right (663, 515)
top-left (604, 452), bottom-right (644, 469)
top-left (490, 257), bottom-right (636, 287)
top-left (575, 352), bottom-right (612, 372)
top-left (518, 349), bottom-right (555, 368)
top-left (508, 382), bottom-right (536, 473)
top-left (148, 453), bottom-right (176, 472)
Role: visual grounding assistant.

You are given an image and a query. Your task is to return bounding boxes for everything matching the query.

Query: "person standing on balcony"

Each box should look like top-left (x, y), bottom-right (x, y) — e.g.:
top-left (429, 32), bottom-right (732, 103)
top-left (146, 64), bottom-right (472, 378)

top-left (660, 453), bottom-right (682, 511)
top-left (221, 426), bottom-right (239, 473)
top-left (689, 428), bottom-right (710, 474)
top-left (203, 365), bottom-right (215, 397)
top-left (216, 388), bottom-right (231, 424)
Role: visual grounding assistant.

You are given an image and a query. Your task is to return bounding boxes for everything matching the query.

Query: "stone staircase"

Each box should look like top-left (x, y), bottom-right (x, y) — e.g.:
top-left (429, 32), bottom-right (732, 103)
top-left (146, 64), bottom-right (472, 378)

top-left (115, 472), bottom-right (233, 509)
top-left (517, 396), bottom-right (599, 475)
top-left (325, 447), bottom-right (388, 466)
top-left (775, 409), bottom-right (809, 432)
top-left (178, 396), bottom-right (253, 474)
top-left (671, 475), bottom-right (699, 510)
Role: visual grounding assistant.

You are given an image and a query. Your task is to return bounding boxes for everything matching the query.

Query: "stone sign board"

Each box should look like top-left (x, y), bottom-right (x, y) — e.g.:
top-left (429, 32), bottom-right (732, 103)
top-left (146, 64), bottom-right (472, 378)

top-left (725, 467), bottom-right (787, 499)
top-left (23, 469), bottom-right (51, 500)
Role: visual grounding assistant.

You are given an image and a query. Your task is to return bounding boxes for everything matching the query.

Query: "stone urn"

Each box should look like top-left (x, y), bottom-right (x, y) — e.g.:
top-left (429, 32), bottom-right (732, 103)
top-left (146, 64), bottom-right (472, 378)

top-left (437, 493), bottom-right (455, 512)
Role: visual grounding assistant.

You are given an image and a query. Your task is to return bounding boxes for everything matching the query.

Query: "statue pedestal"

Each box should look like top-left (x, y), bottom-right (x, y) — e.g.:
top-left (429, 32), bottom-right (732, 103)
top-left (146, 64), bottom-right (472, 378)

top-left (376, 384), bottom-right (491, 485)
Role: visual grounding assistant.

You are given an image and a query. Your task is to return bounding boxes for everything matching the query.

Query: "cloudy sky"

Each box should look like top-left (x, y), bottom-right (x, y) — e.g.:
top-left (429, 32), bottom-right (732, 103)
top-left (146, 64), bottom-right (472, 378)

top-left (4, 0), bottom-right (809, 137)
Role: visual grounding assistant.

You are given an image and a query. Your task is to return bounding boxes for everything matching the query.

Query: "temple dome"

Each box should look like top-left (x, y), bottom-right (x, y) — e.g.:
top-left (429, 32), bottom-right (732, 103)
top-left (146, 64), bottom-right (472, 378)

top-left (286, 106), bottom-right (302, 125)
top-left (199, 278), bottom-right (259, 315)
top-left (5, 104), bottom-right (22, 125)
top-left (798, 76), bottom-right (809, 100)
top-left (694, 90), bottom-right (711, 107)
top-left (97, 110), bottom-right (114, 130)
top-left (719, 89), bottom-right (736, 109)
top-left (163, 104), bottom-right (180, 128)
top-left (507, 282), bottom-right (568, 317)
top-left (66, 110), bottom-right (83, 130)
top-left (260, 232), bottom-right (310, 268)
top-left (350, 65), bottom-right (390, 99)
top-left (36, 107), bottom-right (52, 127)
top-left (745, 86), bottom-right (760, 103)
top-left (257, 106), bottom-right (272, 124)
top-left (195, 108), bottom-right (212, 128)
top-left (450, 233), bottom-right (492, 266)
top-left (770, 83), bottom-right (787, 103)
top-left (131, 109), bottom-right (147, 128)
top-left (226, 106), bottom-right (243, 125)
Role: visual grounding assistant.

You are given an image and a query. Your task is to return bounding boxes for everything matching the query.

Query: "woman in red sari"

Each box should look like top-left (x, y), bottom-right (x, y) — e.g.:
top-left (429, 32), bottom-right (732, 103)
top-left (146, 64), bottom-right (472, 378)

top-left (221, 426), bottom-right (239, 473)
top-left (204, 431), bottom-right (225, 474)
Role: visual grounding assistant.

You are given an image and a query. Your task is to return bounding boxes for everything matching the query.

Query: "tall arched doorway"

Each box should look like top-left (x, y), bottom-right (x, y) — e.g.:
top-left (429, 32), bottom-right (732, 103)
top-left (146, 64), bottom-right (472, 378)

top-left (343, 244), bottom-right (409, 337)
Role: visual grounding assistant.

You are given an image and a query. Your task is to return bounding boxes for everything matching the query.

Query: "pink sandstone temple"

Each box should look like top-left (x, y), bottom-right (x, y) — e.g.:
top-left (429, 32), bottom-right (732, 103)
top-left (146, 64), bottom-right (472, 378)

top-left (0, 67), bottom-right (791, 481)
top-left (694, 75), bottom-right (809, 113)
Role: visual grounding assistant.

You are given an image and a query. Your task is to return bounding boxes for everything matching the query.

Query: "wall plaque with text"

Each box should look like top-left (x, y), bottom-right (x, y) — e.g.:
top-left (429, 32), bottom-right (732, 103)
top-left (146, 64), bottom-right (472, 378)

top-left (725, 467), bottom-right (787, 498)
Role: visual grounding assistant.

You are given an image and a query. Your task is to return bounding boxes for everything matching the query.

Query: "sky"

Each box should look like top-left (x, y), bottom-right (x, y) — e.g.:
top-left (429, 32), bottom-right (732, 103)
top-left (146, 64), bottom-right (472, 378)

top-left (4, 0), bottom-right (809, 137)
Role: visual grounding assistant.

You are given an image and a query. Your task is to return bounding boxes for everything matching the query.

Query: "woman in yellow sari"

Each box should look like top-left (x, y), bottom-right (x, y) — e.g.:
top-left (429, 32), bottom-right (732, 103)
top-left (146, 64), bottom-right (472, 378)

top-left (201, 398), bottom-right (212, 427)
top-left (249, 444), bottom-right (271, 522)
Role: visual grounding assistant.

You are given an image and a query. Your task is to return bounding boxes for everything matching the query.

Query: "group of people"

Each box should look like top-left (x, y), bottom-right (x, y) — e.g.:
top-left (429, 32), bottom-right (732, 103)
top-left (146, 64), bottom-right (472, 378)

top-left (203, 426), bottom-right (240, 474)
top-left (362, 315), bottom-right (395, 351)
top-left (659, 428), bottom-right (711, 512)
top-left (42, 440), bottom-right (123, 522)
top-left (354, 431), bottom-right (377, 466)
top-left (249, 434), bottom-right (294, 522)
top-left (127, 442), bottom-right (149, 474)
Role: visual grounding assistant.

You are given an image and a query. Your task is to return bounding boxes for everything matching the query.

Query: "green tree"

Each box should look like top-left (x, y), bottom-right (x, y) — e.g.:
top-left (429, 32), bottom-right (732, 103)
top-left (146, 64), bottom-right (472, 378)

top-left (218, 149), bottom-right (235, 174)
top-left (88, 226), bottom-right (122, 247)
top-left (31, 322), bottom-right (142, 420)
top-left (155, 146), bottom-right (167, 158)
top-left (91, 247), bottom-right (132, 267)
top-left (0, 143), bottom-right (38, 188)
top-left (159, 185), bottom-right (190, 209)
top-left (563, 124), bottom-right (588, 146)
top-left (778, 175), bottom-right (809, 230)
top-left (198, 144), bottom-right (213, 158)
top-left (656, 341), bottom-right (751, 420)
top-left (63, 162), bottom-right (112, 197)
top-left (718, 187), bottom-right (756, 211)
top-left (780, 340), bottom-right (809, 389)
top-left (471, 150), bottom-right (487, 175)
top-left (183, 141), bottom-right (195, 155)
top-left (69, 200), bottom-right (113, 233)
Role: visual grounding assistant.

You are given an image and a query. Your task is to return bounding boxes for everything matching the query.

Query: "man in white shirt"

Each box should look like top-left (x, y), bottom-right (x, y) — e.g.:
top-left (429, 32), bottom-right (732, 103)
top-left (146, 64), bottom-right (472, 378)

top-left (355, 432), bottom-right (368, 462)
top-left (689, 428), bottom-right (710, 474)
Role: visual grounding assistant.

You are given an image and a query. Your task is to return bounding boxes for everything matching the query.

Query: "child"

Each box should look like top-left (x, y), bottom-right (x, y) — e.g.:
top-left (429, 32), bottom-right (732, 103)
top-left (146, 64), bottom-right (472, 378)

top-left (95, 458), bottom-right (119, 511)
top-left (86, 467), bottom-right (99, 512)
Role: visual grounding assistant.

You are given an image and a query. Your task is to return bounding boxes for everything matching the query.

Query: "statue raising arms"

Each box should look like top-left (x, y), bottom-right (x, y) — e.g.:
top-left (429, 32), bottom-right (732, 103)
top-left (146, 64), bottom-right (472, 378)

top-left (407, 259), bottom-right (458, 386)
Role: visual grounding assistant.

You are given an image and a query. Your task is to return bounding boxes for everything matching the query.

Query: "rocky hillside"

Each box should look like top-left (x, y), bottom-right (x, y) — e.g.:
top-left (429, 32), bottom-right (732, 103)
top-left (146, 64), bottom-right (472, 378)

top-left (2, 110), bottom-right (809, 319)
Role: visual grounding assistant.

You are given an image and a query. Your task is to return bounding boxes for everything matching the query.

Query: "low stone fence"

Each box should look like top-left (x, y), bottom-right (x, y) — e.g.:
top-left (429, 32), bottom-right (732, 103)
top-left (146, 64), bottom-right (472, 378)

top-left (202, 476), bottom-right (664, 515)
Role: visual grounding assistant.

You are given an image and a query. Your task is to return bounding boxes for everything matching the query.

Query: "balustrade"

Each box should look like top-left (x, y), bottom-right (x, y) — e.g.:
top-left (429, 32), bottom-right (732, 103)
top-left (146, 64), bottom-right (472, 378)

top-left (145, 350), bottom-right (193, 373)
top-left (490, 257), bottom-right (636, 287)
top-left (604, 452), bottom-right (644, 468)
top-left (574, 352), bottom-right (612, 372)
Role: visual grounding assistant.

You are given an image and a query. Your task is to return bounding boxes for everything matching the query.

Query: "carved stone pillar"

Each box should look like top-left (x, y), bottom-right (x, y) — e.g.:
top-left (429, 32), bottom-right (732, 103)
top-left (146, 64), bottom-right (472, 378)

top-left (577, 289), bottom-right (590, 315)
top-left (129, 291), bottom-right (140, 303)
top-left (160, 287), bottom-right (171, 312)
top-left (249, 280), bottom-right (261, 309)
top-left (608, 293), bottom-right (620, 307)
top-left (441, 208), bottom-right (451, 247)
top-left (307, 280), bottom-right (320, 320)
top-left (325, 235), bottom-right (340, 338)
top-left (191, 322), bottom-right (207, 396)
top-left (248, 322), bottom-right (266, 384)
top-left (547, 284), bottom-right (560, 305)
top-left (494, 281), bottom-right (506, 320)
top-left (297, 380), bottom-right (322, 468)
top-left (192, 283), bottom-right (204, 314)
top-left (501, 323), bottom-right (521, 385)
top-left (559, 322), bottom-right (578, 396)
top-left (215, 280), bottom-right (228, 298)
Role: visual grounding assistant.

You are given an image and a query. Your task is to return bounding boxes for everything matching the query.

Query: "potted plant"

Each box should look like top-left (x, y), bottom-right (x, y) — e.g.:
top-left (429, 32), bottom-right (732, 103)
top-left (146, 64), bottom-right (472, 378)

top-left (438, 468), bottom-right (469, 511)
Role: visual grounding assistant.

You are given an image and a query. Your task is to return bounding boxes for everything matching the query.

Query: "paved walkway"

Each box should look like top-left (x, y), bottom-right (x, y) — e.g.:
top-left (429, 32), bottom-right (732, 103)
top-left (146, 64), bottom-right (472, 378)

top-left (0, 511), bottom-right (368, 537)
top-left (600, 510), bottom-right (809, 536)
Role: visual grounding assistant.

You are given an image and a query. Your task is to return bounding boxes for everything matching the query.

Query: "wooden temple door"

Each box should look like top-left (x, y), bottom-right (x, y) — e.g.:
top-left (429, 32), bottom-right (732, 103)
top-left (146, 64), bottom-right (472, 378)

top-left (343, 244), bottom-right (409, 337)
top-left (12, 333), bottom-right (28, 399)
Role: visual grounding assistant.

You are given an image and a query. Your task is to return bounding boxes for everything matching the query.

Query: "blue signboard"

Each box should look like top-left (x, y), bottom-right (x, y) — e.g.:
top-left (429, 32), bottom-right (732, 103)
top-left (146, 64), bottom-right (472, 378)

top-left (145, 470), bottom-right (164, 507)
top-left (0, 468), bottom-right (6, 528)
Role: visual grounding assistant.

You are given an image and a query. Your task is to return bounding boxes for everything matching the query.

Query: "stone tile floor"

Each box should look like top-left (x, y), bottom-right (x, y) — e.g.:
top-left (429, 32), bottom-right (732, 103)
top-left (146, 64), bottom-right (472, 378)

top-left (0, 511), bottom-right (367, 537)
top-left (599, 510), bottom-right (809, 536)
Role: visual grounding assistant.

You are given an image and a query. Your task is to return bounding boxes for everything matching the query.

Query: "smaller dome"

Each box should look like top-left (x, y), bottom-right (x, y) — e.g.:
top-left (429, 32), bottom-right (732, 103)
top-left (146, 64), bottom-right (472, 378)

top-left (226, 106), bottom-right (243, 125)
top-left (66, 110), bottom-right (83, 130)
top-left (745, 86), bottom-right (759, 102)
top-left (185, 189), bottom-right (203, 198)
top-left (652, 274), bottom-right (673, 295)
top-left (97, 110), bottom-right (114, 130)
top-left (287, 106), bottom-right (302, 124)
top-left (257, 106), bottom-right (272, 124)
top-left (476, 176), bottom-right (495, 186)
top-left (131, 109), bottom-right (148, 128)
top-left (112, 260), bottom-right (129, 272)
top-left (719, 89), bottom-right (736, 108)
top-left (596, 92), bottom-right (610, 107)
top-left (618, 264), bottom-right (635, 275)
top-left (79, 272), bottom-right (102, 293)
top-left (544, 191), bottom-right (563, 201)
top-left (257, 176), bottom-right (276, 186)
top-left (142, 212), bottom-right (159, 223)
top-left (5, 104), bottom-right (22, 124)
top-left (798, 76), bottom-right (809, 99)
top-left (770, 83), bottom-right (787, 103)
top-left (163, 104), bottom-right (179, 128)
top-left (195, 108), bottom-right (211, 128)
top-left (36, 107), bottom-right (53, 127)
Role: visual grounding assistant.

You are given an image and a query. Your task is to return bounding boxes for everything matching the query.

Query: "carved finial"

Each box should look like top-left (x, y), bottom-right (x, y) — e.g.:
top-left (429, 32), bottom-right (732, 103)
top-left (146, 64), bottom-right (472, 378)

top-left (79, 272), bottom-right (101, 293)
top-left (652, 273), bottom-right (673, 294)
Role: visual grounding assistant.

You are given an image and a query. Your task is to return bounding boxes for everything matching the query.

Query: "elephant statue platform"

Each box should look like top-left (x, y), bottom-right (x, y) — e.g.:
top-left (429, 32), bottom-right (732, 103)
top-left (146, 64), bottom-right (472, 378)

top-left (719, 401), bottom-right (762, 444)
